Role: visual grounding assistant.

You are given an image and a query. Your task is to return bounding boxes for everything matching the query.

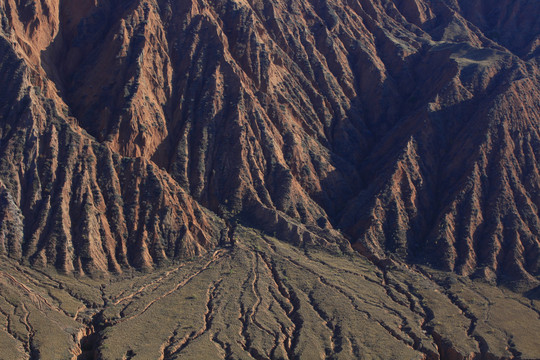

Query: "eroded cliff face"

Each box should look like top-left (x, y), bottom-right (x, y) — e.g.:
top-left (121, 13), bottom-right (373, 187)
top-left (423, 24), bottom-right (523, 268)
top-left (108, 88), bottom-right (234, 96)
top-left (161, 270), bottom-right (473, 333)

top-left (0, 0), bottom-right (226, 274)
top-left (0, 0), bottom-right (538, 282)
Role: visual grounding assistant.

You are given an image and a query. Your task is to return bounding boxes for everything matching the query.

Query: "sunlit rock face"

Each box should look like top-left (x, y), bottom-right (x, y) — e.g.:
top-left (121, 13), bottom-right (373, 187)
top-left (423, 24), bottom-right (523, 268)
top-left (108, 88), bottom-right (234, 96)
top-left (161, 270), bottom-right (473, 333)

top-left (0, 0), bottom-right (539, 283)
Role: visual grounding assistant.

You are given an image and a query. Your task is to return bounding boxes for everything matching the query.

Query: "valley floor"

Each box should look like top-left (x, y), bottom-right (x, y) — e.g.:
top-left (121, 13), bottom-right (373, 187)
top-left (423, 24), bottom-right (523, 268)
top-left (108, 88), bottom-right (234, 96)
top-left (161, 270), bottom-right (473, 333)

top-left (0, 227), bottom-right (539, 359)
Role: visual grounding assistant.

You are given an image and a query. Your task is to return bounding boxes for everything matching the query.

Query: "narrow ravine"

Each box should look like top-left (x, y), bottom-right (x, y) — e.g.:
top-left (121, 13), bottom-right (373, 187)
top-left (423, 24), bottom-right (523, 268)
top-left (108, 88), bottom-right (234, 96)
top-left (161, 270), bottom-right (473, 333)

top-left (75, 311), bottom-right (111, 360)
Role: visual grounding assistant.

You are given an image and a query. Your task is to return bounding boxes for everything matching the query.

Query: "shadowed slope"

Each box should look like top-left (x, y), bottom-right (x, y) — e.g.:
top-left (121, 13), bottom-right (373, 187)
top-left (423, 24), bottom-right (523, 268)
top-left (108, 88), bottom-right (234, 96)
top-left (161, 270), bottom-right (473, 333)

top-left (0, 0), bottom-right (538, 284)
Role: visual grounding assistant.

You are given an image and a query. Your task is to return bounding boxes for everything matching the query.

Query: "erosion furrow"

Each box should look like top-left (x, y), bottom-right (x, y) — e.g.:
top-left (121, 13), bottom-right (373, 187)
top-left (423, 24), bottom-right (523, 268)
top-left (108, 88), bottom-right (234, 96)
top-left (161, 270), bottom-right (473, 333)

top-left (250, 253), bottom-right (275, 338)
top-left (211, 332), bottom-right (232, 360)
top-left (117, 250), bottom-right (227, 324)
top-left (158, 327), bottom-right (179, 360)
top-left (258, 253), bottom-right (297, 355)
top-left (316, 275), bottom-right (416, 349)
top-left (0, 305), bottom-right (28, 356)
top-left (302, 251), bottom-right (365, 278)
top-left (268, 332), bottom-right (284, 360)
top-left (238, 257), bottom-right (256, 353)
top-left (349, 336), bottom-right (362, 359)
top-left (267, 247), bottom-right (427, 353)
top-left (306, 291), bottom-right (338, 355)
top-left (507, 339), bottom-right (523, 358)
top-left (168, 279), bottom-right (222, 357)
top-left (20, 305), bottom-right (36, 360)
top-left (257, 253), bottom-right (302, 359)
top-left (113, 263), bottom-right (186, 305)
top-left (281, 285), bottom-right (303, 360)
top-left (269, 291), bottom-right (294, 359)
top-left (400, 282), bottom-right (456, 360)
top-left (381, 270), bottom-right (412, 308)
top-left (1, 272), bottom-right (54, 311)
top-left (382, 271), bottom-right (424, 315)
top-left (431, 282), bottom-right (485, 356)
top-left (258, 254), bottom-right (294, 314)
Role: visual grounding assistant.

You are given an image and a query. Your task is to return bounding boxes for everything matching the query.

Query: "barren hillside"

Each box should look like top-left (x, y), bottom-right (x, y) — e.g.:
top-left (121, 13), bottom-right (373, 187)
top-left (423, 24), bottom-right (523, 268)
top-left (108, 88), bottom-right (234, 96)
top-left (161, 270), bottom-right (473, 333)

top-left (0, 0), bottom-right (539, 358)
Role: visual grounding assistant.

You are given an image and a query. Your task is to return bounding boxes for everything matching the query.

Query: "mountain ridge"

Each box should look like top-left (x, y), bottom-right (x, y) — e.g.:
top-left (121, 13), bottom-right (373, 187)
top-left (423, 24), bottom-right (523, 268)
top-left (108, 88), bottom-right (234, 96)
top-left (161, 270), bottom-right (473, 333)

top-left (1, 1), bottom-right (540, 359)
top-left (0, 0), bottom-right (539, 285)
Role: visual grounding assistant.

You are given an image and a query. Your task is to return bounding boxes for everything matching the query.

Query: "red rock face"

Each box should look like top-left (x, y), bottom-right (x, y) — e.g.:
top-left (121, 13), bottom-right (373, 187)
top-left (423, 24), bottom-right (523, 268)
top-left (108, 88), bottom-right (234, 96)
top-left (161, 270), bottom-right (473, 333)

top-left (0, 0), bottom-right (538, 280)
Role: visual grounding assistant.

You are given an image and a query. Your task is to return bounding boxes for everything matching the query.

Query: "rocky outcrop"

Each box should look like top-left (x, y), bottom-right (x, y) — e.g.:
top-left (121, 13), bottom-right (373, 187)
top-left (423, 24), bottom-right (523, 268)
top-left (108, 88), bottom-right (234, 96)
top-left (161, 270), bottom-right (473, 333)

top-left (0, 0), bottom-right (538, 282)
top-left (0, 7), bottom-right (225, 274)
top-left (341, 43), bottom-right (540, 284)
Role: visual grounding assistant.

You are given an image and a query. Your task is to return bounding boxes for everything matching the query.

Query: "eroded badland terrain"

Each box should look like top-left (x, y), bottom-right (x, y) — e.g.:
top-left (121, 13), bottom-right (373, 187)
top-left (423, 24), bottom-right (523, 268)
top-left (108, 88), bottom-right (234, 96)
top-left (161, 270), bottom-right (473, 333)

top-left (2, 228), bottom-right (540, 359)
top-left (0, 0), bottom-right (539, 358)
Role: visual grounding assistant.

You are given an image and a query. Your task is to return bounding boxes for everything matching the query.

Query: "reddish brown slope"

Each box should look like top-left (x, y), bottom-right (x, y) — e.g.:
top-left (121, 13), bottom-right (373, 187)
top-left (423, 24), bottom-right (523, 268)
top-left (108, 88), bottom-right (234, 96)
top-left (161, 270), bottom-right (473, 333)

top-left (341, 47), bottom-right (540, 284)
top-left (0, 1), bottom-right (225, 274)
top-left (0, 0), bottom-right (539, 283)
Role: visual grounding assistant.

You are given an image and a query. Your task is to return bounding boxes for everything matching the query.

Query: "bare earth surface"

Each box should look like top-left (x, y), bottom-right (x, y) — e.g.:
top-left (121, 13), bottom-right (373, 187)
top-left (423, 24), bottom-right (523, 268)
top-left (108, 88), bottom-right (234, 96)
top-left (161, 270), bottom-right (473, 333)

top-left (0, 227), bottom-right (540, 359)
top-left (0, 0), bottom-right (539, 358)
